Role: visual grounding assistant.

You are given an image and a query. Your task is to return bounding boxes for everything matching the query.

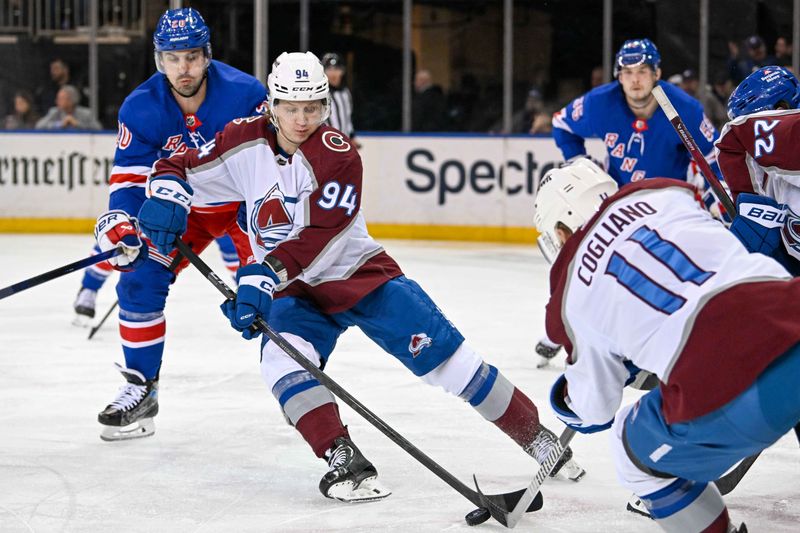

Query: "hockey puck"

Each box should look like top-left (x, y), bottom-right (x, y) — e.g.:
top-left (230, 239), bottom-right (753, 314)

top-left (464, 507), bottom-right (491, 526)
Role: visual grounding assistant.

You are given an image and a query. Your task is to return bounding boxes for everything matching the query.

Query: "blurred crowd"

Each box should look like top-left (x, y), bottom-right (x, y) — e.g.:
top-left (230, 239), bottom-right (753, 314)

top-left (1, 33), bottom-right (794, 134)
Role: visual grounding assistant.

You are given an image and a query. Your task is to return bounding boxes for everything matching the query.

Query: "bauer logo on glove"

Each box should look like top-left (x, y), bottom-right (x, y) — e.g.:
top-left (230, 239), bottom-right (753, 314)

top-left (94, 210), bottom-right (149, 271)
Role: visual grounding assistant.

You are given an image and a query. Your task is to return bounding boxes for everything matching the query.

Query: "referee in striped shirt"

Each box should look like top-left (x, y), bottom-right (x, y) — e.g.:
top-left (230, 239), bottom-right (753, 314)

top-left (322, 53), bottom-right (357, 144)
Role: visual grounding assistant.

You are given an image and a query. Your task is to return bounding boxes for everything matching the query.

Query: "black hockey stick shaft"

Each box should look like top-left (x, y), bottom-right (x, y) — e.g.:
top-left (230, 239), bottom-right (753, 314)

top-left (175, 239), bottom-right (540, 526)
top-left (652, 86), bottom-right (736, 217)
top-left (0, 248), bottom-right (121, 301)
top-left (88, 300), bottom-right (118, 340)
top-left (715, 452), bottom-right (761, 495)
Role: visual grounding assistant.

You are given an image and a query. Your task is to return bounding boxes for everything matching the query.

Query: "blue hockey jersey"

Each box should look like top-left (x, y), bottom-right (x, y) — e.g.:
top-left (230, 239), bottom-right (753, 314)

top-left (552, 80), bottom-right (718, 185)
top-left (109, 60), bottom-right (267, 214)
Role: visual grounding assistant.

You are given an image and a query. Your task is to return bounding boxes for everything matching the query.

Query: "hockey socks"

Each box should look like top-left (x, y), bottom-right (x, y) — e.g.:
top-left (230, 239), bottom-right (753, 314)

top-left (82, 244), bottom-right (114, 291)
top-left (641, 479), bottom-right (739, 532)
top-left (272, 370), bottom-right (349, 457)
top-left (119, 310), bottom-right (166, 380)
top-left (460, 363), bottom-right (585, 481)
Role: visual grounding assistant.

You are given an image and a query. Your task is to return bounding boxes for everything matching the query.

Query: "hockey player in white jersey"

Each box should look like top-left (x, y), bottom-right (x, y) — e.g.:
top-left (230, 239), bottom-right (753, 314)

top-left (132, 51), bottom-right (585, 502)
top-left (534, 158), bottom-right (800, 532)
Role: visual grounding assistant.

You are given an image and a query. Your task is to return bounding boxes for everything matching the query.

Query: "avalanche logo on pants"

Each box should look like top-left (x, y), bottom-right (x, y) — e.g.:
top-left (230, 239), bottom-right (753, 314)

top-left (251, 184), bottom-right (293, 252)
top-left (409, 333), bottom-right (433, 357)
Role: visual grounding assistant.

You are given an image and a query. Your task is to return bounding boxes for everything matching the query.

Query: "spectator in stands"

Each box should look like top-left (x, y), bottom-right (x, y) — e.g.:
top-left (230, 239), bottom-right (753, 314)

top-left (679, 69), bottom-right (699, 97)
top-left (412, 69), bottom-right (448, 131)
top-left (322, 52), bottom-right (357, 145)
top-left (36, 85), bottom-right (100, 130)
top-left (3, 90), bottom-right (40, 129)
top-left (775, 36), bottom-right (793, 68)
top-left (728, 35), bottom-right (777, 83)
top-left (36, 58), bottom-right (78, 115)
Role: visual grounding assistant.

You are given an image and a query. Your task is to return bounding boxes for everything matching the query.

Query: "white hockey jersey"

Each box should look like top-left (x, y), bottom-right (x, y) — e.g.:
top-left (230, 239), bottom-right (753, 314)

top-left (545, 179), bottom-right (800, 425)
top-left (152, 116), bottom-right (403, 313)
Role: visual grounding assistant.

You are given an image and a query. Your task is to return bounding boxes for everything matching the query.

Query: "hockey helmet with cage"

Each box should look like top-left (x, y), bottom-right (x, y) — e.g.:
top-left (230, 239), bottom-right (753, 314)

top-left (614, 39), bottom-right (661, 77)
top-left (533, 159), bottom-right (619, 263)
top-left (727, 66), bottom-right (800, 120)
top-left (267, 52), bottom-right (331, 126)
top-left (153, 8), bottom-right (212, 73)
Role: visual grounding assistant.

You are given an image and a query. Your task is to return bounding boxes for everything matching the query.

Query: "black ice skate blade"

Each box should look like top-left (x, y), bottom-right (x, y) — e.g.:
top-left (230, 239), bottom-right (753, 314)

top-left (472, 477), bottom-right (544, 528)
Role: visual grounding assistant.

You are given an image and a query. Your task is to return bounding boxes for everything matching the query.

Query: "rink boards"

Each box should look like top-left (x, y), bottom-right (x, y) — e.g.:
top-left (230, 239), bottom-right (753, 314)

top-left (0, 131), bottom-right (604, 243)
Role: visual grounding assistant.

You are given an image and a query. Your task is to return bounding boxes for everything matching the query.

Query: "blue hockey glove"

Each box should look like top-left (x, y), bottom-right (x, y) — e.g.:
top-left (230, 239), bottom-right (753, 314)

top-left (550, 374), bottom-right (613, 434)
top-left (730, 193), bottom-right (786, 257)
top-left (137, 175), bottom-right (193, 255)
top-left (94, 210), bottom-right (149, 271)
top-left (220, 261), bottom-right (282, 340)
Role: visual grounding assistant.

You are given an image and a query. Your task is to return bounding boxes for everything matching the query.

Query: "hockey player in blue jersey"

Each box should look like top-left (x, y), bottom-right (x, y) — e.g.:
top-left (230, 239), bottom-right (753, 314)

top-left (85, 8), bottom-right (267, 441)
top-left (552, 38), bottom-right (719, 185)
top-left (537, 39), bottom-right (723, 369)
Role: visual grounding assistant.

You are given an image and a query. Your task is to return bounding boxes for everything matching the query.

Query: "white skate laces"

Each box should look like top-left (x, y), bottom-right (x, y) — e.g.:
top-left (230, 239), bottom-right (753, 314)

top-left (109, 383), bottom-right (147, 412)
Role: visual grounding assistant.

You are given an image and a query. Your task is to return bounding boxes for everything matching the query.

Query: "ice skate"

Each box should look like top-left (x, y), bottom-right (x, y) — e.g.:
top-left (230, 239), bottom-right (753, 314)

top-left (319, 436), bottom-right (391, 503)
top-left (72, 288), bottom-right (97, 327)
top-left (626, 494), bottom-right (652, 518)
top-left (98, 363), bottom-right (158, 441)
top-left (525, 426), bottom-right (586, 482)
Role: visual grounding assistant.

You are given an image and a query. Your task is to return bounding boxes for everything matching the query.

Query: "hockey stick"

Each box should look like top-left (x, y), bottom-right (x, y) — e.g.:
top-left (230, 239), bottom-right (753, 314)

top-left (88, 300), bottom-right (118, 340)
top-left (175, 239), bottom-right (542, 526)
top-left (651, 85), bottom-right (736, 218)
top-left (0, 248), bottom-right (121, 301)
top-left (715, 452), bottom-right (761, 495)
top-left (480, 427), bottom-right (576, 528)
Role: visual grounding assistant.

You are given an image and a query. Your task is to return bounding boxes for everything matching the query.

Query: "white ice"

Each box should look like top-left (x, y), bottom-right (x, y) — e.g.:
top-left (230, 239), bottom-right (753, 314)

top-left (0, 235), bottom-right (797, 532)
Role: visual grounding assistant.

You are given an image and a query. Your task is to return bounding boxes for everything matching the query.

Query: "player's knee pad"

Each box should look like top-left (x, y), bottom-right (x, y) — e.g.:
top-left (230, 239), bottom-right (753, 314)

top-left (115, 260), bottom-right (171, 314)
top-left (260, 332), bottom-right (322, 390)
top-left (420, 343), bottom-right (483, 396)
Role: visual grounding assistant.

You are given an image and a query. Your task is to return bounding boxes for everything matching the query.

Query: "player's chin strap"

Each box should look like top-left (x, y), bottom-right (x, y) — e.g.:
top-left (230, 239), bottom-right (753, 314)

top-left (166, 72), bottom-right (208, 99)
top-left (174, 238), bottom-right (543, 528)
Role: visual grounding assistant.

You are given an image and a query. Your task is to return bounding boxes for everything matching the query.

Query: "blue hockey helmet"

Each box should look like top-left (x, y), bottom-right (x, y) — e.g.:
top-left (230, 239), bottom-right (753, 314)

top-left (154, 8), bottom-right (211, 54)
top-left (614, 39), bottom-right (661, 76)
top-left (727, 66), bottom-right (800, 120)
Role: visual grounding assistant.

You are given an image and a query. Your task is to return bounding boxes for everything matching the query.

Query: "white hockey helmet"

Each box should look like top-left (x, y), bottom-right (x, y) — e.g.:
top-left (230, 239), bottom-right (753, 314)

top-left (267, 51), bottom-right (331, 126)
top-left (533, 158), bottom-right (618, 263)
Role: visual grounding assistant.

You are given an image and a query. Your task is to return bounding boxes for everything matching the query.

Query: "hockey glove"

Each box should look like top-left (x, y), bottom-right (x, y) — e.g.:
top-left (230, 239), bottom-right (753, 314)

top-left (730, 193), bottom-right (785, 257)
top-left (94, 210), bottom-right (149, 271)
top-left (220, 261), bottom-right (282, 340)
top-left (550, 374), bottom-right (613, 434)
top-left (137, 175), bottom-right (193, 255)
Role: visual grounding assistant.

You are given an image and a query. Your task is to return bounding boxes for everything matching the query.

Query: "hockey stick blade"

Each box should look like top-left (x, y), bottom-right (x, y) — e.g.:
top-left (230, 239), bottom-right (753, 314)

top-left (473, 476), bottom-right (544, 527)
top-left (715, 452), bottom-right (761, 495)
top-left (0, 248), bottom-right (121, 301)
top-left (175, 240), bottom-right (537, 527)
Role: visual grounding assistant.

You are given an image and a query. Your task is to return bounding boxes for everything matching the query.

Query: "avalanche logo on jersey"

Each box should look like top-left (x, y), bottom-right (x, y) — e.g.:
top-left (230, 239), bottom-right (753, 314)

top-left (781, 207), bottom-right (800, 261)
top-left (251, 184), bottom-right (293, 252)
top-left (408, 333), bottom-right (433, 357)
top-left (322, 131), bottom-right (351, 152)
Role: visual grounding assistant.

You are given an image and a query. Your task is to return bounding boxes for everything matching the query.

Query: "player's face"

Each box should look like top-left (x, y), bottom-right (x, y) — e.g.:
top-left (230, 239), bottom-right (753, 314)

top-left (160, 48), bottom-right (208, 97)
top-left (618, 65), bottom-right (660, 102)
top-left (274, 100), bottom-right (325, 145)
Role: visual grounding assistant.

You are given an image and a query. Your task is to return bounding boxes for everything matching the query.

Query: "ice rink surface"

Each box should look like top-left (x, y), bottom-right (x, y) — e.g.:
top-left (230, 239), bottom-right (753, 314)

top-left (1, 235), bottom-right (798, 532)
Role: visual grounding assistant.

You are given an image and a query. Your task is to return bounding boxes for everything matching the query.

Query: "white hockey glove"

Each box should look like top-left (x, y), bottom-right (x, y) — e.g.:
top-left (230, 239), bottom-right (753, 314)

top-left (94, 210), bottom-right (148, 271)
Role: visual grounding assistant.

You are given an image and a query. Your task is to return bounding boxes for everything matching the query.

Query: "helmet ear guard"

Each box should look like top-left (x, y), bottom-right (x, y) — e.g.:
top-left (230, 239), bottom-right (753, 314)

top-left (533, 159), bottom-right (619, 263)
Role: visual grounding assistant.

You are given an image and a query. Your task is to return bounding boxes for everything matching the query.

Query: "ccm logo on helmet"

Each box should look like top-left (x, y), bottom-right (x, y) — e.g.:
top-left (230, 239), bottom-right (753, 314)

top-left (322, 131), bottom-right (351, 152)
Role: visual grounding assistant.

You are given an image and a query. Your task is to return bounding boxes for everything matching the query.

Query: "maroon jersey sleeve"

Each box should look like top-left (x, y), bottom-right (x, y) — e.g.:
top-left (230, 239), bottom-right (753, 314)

top-left (716, 111), bottom-right (800, 200)
top-left (268, 128), bottom-right (364, 279)
top-left (152, 115), bottom-right (269, 182)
